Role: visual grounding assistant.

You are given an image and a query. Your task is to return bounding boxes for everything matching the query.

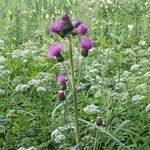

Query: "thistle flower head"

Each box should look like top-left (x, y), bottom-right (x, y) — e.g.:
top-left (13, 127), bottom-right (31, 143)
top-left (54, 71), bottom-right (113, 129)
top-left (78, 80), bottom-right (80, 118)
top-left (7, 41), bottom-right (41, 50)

top-left (57, 74), bottom-right (66, 85)
top-left (80, 38), bottom-right (93, 51)
top-left (80, 38), bottom-right (93, 57)
top-left (48, 43), bottom-right (64, 62)
top-left (49, 21), bottom-right (62, 34)
top-left (58, 90), bottom-right (66, 101)
top-left (77, 23), bottom-right (88, 35)
top-left (60, 13), bottom-right (73, 35)
top-left (73, 20), bottom-right (82, 28)
top-left (61, 13), bottom-right (70, 21)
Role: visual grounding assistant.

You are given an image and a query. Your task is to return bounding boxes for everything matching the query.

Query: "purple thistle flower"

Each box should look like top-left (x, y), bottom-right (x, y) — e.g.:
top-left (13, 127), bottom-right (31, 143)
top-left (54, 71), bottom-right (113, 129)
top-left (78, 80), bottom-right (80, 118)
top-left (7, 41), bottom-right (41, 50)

top-left (61, 13), bottom-right (70, 21)
top-left (58, 90), bottom-right (66, 101)
top-left (80, 38), bottom-right (93, 57)
top-left (57, 74), bottom-right (67, 90)
top-left (48, 43), bottom-right (64, 62)
top-left (77, 24), bottom-right (88, 35)
top-left (61, 13), bottom-right (73, 35)
top-left (57, 74), bottom-right (66, 85)
top-left (73, 20), bottom-right (82, 28)
top-left (49, 21), bottom-right (62, 34)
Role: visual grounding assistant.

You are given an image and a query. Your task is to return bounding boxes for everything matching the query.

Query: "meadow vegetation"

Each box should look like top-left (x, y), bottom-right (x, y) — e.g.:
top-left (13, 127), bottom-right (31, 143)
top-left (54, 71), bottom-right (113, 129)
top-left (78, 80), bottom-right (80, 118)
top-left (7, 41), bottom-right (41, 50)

top-left (0, 0), bottom-right (150, 149)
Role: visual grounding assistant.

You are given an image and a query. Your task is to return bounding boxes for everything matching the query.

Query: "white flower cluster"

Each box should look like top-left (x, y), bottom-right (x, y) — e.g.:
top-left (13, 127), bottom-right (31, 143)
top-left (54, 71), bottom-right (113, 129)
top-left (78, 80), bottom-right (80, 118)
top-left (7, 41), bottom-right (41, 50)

top-left (83, 104), bottom-right (100, 114)
top-left (18, 147), bottom-right (36, 150)
top-left (115, 82), bottom-right (126, 92)
top-left (130, 64), bottom-right (140, 71)
top-left (51, 123), bottom-right (75, 143)
top-left (14, 72), bottom-right (53, 92)
top-left (139, 40), bottom-right (146, 46)
top-left (0, 39), bottom-right (4, 45)
top-left (0, 56), bottom-right (6, 63)
top-left (94, 90), bottom-right (102, 98)
top-left (11, 49), bottom-right (30, 58)
top-left (28, 79), bottom-right (41, 87)
top-left (0, 64), bottom-right (11, 76)
top-left (143, 71), bottom-right (150, 79)
top-left (15, 84), bottom-right (30, 92)
top-left (132, 95), bottom-right (145, 102)
top-left (123, 48), bottom-right (135, 57)
top-left (135, 83), bottom-right (148, 94)
top-left (36, 86), bottom-right (46, 92)
top-left (0, 89), bottom-right (5, 96)
top-left (128, 24), bottom-right (134, 32)
top-left (145, 104), bottom-right (150, 113)
top-left (139, 58), bottom-right (149, 66)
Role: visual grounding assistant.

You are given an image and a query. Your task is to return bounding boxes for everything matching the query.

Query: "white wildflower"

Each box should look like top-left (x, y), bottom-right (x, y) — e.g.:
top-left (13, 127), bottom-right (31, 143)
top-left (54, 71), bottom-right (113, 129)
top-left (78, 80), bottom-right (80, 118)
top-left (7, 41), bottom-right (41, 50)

top-left (128, 24), bottom-right (134, 32)
top-left (0, 70), bottom-right (11, 75)
top-left (0, 65), bottom-right (5, 70)
top-left (121, 70), bottom-right (131, 79)
top-left (106, 0), bottom-right (113, 5)
top-left (15, 84), bottom-right (30, 92)
top-left (0, 125), bottom-right (5, 135)
top-left (139, 40), bottom-right (146, 46)
top-left (27, 147), bottom-right (37, 150)
top-left (0, 89), bottom-right (5, 95)
top-left (36, 72), bottom-right (51, 80)
top-left (84, 75), bottom-right (92, 80)
top-left (0, 56), bottom-right (6, 63)
top-left (0, 39), bottom-right (4, 45)
top-left (96, 75), bottom-right (101, 81)
top-left (145, 104), bottom-right (150, 112)
top-left (6, 109), bottom-right (15, 117)
top-left (136, 83), bottom-right (148, 93)
top-left (137, 49), bottom-right (147, 56)
top-left (89, 68), bottom-right (99, 74)
top-left (94, 89), bottom-right (102, 98)
top-left (143, 71), bottom-right (150, 78)
top-left (110, 92), bottom-right (119, 101)
top-left (90, 85), bottom-right (98, 91)
top-left (54, 134), bottom-right (66, 143)
top-left (83, 104), bottom-right (100, 114)
top-left (115, 82), bottom-right (126, 92)
top-left (11, 49), bottom-right (30, 58)
top-left (121, 92), bottom-right (129, 100)
top-left (58, 123), bottom-right (75, 132)
top-left (45, 14), bottom-right (49, 19)
top-left (12, 76), bottom-right (21, 85)
top-left (139, 58), bottom-right (149, 66)
top-left (17, 147), bottom-right (37, 150)
top-left (51, 129), bottom-right (66, 143)
top-left (130, 64), bottom-right (140, 71)
top-left (28, 79), bottom-right (41, 87)
top-left (51, 129), bottom-right (62, 139)
top-left (91, 60), bottom-right (100, 67)
top-left (36, 86), bottom-right (47, 92)
top-left (18, 148), bottom-right (26, 150)
top-left (123, 48), bottom-right (135, 56)
top-left (132, 95), bottom-right (145, 102)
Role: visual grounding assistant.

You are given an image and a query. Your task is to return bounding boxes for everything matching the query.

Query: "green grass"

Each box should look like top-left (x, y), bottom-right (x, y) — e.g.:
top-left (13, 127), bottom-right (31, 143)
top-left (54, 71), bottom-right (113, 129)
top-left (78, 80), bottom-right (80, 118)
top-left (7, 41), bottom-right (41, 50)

top-left (0, 0), bottom-right (150, 149)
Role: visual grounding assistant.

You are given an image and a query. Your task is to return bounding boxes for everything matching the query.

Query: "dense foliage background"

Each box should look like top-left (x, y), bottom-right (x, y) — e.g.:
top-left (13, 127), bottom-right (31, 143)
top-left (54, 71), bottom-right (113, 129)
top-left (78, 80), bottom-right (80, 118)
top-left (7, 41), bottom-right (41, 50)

top-left (0, 0), bottom-right (150, 149)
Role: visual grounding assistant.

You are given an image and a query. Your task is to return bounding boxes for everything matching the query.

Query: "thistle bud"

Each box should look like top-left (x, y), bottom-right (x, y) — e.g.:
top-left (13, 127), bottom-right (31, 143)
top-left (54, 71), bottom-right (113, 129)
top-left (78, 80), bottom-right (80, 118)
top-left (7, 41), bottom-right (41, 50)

top-left (96, 117), bottom-right (103, 126)
top-left (58, 90), bottom-right (66, 101)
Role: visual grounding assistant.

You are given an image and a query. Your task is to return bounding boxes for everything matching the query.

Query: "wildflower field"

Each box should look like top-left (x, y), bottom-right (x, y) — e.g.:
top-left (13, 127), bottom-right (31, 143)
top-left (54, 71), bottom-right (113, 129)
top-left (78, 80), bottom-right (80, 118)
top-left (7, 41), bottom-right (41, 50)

top-left (0, 0), bottom-right (150, 150)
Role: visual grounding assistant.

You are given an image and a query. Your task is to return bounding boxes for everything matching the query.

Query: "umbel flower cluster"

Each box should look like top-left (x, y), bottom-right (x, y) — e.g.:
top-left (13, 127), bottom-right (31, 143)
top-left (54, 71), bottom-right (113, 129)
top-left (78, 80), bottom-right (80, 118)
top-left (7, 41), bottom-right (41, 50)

top-left (48, 13), bottom-right (93, 101)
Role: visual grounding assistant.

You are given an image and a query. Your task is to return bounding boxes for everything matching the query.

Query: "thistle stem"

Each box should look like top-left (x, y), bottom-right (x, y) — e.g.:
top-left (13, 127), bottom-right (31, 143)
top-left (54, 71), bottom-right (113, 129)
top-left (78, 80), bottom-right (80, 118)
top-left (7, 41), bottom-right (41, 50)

top-left (93, 128), bottom-right (99, 150)
top-left (77, 57), bottom-right (83, 86)
top-left (68, 35), bottom-right (80, 148)
top-left (62, 62), bottom-right (71, 88)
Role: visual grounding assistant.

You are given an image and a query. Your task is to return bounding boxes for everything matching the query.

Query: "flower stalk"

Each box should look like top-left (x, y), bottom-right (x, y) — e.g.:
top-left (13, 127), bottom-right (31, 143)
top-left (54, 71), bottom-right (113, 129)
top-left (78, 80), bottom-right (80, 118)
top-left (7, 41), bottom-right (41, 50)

top-left (68, 35), bottom-right (80, 147)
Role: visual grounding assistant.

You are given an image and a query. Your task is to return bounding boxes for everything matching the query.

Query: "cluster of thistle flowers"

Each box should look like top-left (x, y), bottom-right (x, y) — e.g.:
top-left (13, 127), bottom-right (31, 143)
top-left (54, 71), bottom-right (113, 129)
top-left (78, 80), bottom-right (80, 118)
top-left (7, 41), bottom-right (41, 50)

top-left (48, 13), bottom-right (93, 101)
